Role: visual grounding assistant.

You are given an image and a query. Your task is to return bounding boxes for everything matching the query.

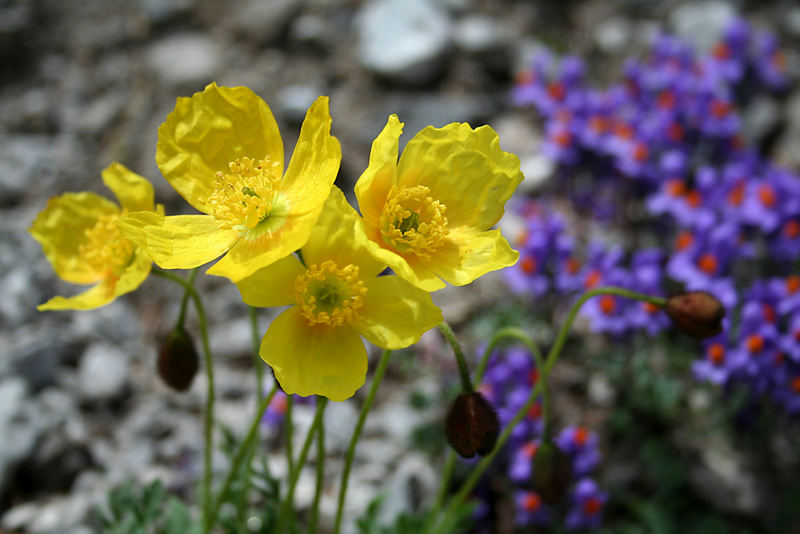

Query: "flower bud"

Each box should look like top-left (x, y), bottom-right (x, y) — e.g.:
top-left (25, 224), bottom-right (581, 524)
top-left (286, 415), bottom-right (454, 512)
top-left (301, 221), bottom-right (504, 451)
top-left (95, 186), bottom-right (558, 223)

top-left (445, 391), bottom-right (500, 458)
top-left (665, 291), bottom-right (725, 338)
top-left (531, 439), bottom-right (572, 504)
top-left (157, 327), bottom-right (199, 391)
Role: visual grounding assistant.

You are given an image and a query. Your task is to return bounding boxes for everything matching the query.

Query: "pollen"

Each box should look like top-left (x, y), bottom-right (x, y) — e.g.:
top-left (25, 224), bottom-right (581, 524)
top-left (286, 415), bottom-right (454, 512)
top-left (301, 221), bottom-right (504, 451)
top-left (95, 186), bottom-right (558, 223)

top-left (697, 253), bottom-right (718, 275)
top-left (758, 184), bottom-right (776, 208)
top-left (79, 212), bottom-right (135, 278)
top-left (206, 156), bottom-right (284, 230)
top-left (666, 179), bottom-right (686, 197)
top-left (708, 343), bottom-right (725, 365)
top-left (295, 260), bottom-right (367, 327)
top-left (599, 295), bottom-right (617, 315)
top-left (522, 492), bottom-right (542, 512)
top-left (380, 185), bottom-right (448, 260)
top-left (746, 334), bottom-right (764, 354)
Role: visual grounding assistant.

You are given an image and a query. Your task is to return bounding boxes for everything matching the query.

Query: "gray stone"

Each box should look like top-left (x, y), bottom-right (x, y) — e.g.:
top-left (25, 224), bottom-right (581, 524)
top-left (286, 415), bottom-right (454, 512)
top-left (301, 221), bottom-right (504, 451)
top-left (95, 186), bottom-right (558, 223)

top-left (290, 14), bottom-right (330, 50)
top-left (594, 16), bottom-right (632, 54)
top-left (669, 1), bottom-right (736, 53)
top-left (226, 0), bottom-right (300, 46)
top-left (743, 95), bottom-right (781, 148)
top-left (0, 378), bottom-right (42, 498)
top-left (357, 0), bottom-right (452, 86)
top-left (77, 344), bottom-right (130, 403)
top-left (278, 84), bottom-right (325, 125)
top-left (0, 135), bottom-right (52, 205)
top-left (454, 15), bottom-right (502, 54)
top-left (146, 33), bottom-right (221, 87)
top-left (76, 92), bottom-right (126, 136)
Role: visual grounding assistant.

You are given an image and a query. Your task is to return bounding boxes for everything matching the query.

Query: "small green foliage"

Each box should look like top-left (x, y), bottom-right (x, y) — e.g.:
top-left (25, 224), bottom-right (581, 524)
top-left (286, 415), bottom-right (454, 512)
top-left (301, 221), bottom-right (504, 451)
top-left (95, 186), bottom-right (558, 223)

top-left (97, 480), bottom-right (198, 534)
top-left (356, 495), bottom-right (475, 534)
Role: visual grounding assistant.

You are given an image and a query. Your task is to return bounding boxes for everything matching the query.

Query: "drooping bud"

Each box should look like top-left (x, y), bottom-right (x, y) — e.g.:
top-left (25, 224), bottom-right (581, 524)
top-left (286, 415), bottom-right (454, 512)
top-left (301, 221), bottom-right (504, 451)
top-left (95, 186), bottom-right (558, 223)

top-left (531, 439), bottom-right (572, 504)
top-left (157, 327), bottom-right (199, 391)
top-left (445, 392), bottom-right (500, 458)
top-left (665, 291), bottom-right (725, 338)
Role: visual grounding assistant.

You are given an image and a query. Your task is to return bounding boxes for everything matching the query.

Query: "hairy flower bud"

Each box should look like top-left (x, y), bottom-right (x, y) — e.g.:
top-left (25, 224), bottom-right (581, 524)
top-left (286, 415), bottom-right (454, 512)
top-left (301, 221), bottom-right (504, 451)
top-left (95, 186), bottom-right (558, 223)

top-left (157, 327), bottom-right (199, 391)
top-left (531, 439), bottom-right (572, 504)
top-left (665, 291), bottom-right (725, 338)
top-left (445, 392), bottom-right (500, 458)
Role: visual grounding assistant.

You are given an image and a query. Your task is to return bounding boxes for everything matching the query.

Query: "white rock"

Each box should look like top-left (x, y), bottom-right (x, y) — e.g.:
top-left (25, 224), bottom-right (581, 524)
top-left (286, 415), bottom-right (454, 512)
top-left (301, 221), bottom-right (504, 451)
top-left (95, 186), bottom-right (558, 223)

top-left (77, 343), bottom-right (129, 402)
top-left (454, 14), bottom-right (502, 53)
top-left (357, 0), bottom-right (452, 86)
top-left (669, 1), bottom-right (736, 53)
top-left (147, 33), bottom-right (221, 87)
top-left (594, 16), bottom-right (631, 54)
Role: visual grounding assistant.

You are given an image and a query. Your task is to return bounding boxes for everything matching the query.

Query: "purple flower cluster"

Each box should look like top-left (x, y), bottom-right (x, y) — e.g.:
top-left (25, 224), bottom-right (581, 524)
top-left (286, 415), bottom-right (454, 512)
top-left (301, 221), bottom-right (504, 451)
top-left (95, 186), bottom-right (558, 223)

top-left (475, 348), bottom-right (606, 530)
top-left (509, 18), bottom-right (800, 414)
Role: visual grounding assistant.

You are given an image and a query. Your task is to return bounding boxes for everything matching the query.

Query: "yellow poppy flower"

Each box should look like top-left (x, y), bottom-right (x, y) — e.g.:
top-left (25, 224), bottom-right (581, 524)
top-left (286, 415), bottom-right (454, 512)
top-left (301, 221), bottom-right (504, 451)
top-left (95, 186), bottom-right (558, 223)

top-left (236, 187), bottom-right (442, 401)
top-left (117, 83), bottom-right (341, 282)
top-left (355, 116), bottom-right (524, 292)
top-left (29, 163), bottom-right (159, 311)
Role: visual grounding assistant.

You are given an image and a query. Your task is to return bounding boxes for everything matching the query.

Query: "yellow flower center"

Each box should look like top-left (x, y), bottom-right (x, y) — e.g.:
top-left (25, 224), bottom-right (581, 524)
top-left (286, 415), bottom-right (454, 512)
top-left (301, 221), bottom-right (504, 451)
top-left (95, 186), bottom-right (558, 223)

top-left (295, 260), bottom-right (367, 327)
top-left (207, 156), bottom-right (287, 231)
top-left (380, 185), bottom-right (448, 260)
top-left (79, 212), bottom-right (135, 278)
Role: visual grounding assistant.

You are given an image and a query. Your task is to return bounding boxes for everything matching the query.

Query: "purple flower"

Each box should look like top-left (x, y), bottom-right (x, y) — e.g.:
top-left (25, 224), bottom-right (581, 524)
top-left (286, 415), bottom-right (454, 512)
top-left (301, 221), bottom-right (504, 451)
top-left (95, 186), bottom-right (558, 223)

top-left (555, 426), bottom-right (600, 478)
top-left (566, 479), bottom-right (607, 530)
top-left (514, 490), bottom-right (551, 526)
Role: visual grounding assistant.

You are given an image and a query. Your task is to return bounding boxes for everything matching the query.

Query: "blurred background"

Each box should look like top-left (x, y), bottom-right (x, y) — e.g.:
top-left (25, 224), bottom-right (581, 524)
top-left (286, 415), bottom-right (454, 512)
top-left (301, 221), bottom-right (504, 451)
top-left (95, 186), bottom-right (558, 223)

top-left (3, 0), bottom-right (800, 532)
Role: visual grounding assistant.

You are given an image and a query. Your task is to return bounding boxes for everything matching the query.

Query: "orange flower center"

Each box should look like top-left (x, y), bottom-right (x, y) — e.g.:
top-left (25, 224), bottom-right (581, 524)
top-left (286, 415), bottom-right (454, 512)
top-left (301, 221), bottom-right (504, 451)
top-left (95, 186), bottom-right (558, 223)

top-left (381, 185), bottom-right (448, 260)
top-left (787, 275), bottom-right (800, 294)
top-left (666, 179), bottom-right (686, 197)
top-left (599, 295), bottom-right (617, 315)
top-left (574, 427), bottom-right (589, 446)
top-left (782, 220), bottom-right (800, 239)
top-left (727, 182), bottom-right (744, 206)
top-left (746, 334), bottom-right (764, 354)
top-left (686, 190), bottom-right (702, 208)
top-left (792, 376), bottom-right (800, 394)
top-left (522, 441), bottom-right (538, 458)
top-left (207, 156), bottom-right (286, 230)
top-left (295, 261), bottom-right (366, 327)
top-left (758, 184), bottom-right (776, 207)
top-left (697, 253), bottom-right (718, 275)
top-left (708, 343), bottom-right (725, 365)
top-left (79, 211), bottom-right (135, 278)
top-left (633, 142), bottom-right (649, 162)
top-left (584, 269), bottom-right (601, 289)
top-left (675, 230), bottom-right (693, 251)
top-left (523, 492), bottom-right (542, 512)
top-left (583, 497), bottom-right (602, 516)
top-left (527, 403), bottom-right (542, 419)
top-left (521, 256), bottom-right (538, 274)
top-left (566, 256), bottom-right (581, 274)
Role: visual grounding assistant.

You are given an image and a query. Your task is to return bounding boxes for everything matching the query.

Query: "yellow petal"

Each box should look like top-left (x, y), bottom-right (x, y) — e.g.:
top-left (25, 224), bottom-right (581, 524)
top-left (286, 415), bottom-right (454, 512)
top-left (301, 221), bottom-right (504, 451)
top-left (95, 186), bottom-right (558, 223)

top-left (206, 201), bottom-right (323, 282)
top-left (424, 227), bottom-right (519, 286)
top-left (354, 115), bottom-right (403, 225)
top-left (301, 187), bottom-right (386, 279)
top-left (235, 254), bottom-right (305, 307)
top-left (101, 162), bottom-right (155, 212)
top-left (156, 83), bottom-right (284, 212)
top-left (281, 96), bottom-right (341, 214)
top-left (29, 192), bottom-right (119, 285)
top-left (112, 246), bottom-right (153, 298)
top-left (261, 306), bottom-right (367, 401)
top-left (117, 212), bottom-right (240, 269)
top-left (37, 281), bottom-right (116, 311)
top-left (354, 275), bottom-right (442, 349)
top-left (359, 228), bottom-right (445, 291)
top-left (396, 123), bottom-right (523, 229)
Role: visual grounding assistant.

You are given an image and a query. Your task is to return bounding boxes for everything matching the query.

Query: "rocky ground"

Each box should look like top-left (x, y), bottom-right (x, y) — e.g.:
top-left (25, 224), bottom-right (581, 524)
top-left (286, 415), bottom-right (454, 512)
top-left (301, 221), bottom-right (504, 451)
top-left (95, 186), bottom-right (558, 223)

top-left (3, 0), bottom-right (800, 532)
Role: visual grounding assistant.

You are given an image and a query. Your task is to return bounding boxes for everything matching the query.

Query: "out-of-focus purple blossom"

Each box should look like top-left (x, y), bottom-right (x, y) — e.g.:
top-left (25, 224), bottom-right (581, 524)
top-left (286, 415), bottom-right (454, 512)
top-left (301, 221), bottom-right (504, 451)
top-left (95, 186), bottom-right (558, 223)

top-left (515, 490), bottom-right (551, 526)
top-left (565, 479), bottom-right (607, 530)
top-left (555, 426), bottom-right (601, 478)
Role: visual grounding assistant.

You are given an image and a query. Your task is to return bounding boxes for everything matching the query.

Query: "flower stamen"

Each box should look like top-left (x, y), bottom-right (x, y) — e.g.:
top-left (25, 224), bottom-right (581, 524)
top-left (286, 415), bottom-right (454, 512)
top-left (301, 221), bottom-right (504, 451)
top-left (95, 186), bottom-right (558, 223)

top-left (206, 156), bottom-right (285, 230)
top-left (380, 185), bottom-right (448, 260)
top-left (79, 212), bottom-right (134, 278)
top-left (295, 260), bottom-right (367, 327)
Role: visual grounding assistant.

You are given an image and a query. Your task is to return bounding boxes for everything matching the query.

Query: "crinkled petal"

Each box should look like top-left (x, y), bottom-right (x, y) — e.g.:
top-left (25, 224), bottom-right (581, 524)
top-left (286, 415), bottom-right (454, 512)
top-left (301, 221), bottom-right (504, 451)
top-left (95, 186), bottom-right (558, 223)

top-left (207, 202), bottom-right (323, 282)
top-left (101, 162), bottom-right (155, 212)
top-left (261, 307), bottom-right (367, 401)
top-left (354, 115), bottom-right (403, 225)
top-left (236, 254), bottom-right (305, 307)
top-left (112, 246), bottom-right (153, 298)
top-left (29, 192), bottom-right (119, 285)
top-left (37, 281), bottom-right (116, 311)
top-left (424, 227), bottom-right (519, 286)
top-left (117, 212), bottom-right (240, 269)
top-left (156, 83), bottom-right (284, 212)
top-left (302, 187), bottom-right (386, 279)
top-left (281, 96), bottom-right (341, 214)
top-left (397, 123), bottom-right (523, 229)
top-left (359, 223), bottom-right (445, 291)
top-left (355, 275), bottom-right (442, 349)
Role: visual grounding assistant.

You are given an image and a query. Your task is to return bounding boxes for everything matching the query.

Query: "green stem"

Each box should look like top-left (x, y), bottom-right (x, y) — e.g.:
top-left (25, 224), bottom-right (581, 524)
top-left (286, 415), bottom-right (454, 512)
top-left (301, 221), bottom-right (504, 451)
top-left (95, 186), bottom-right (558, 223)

top-left (207, 383), bottom-right (279, 526)
top-left (176, 268), bottom-right (199, 328)
top-left (438, 322), bottom-right (473, 393)
top-left (249, 306), bottom-right (264, 402)
top-left (427, 286), bottom-right (665, 534)
top-left (278, 397), bottom-right (329, 530)
top-left (333, 349), bottom-right (392, 534)
top-left (152, 268), bottom-right (216, 530)
top-left (286, 394), bottom-right (295, 476)
top-left (309, 410), bottom-right (326, 534)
